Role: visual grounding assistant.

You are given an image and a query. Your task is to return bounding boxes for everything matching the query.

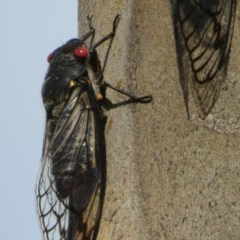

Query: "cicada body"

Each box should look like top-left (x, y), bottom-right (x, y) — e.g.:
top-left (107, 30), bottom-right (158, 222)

top-left (36, 15), bottom-right (152, 240)
top-left (171, 0), bottom-right (237, 118)
top-left (36, 36), bottom-right (106, 240)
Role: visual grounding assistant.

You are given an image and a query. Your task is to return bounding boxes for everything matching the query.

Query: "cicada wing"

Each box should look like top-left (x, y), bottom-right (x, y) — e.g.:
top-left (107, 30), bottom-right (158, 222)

top-left (36, 85), bottom-right (105, 240)
top-left (172, 0), bottom-right (237, 117)
top-left (36, 141), bottom-right (70, 240)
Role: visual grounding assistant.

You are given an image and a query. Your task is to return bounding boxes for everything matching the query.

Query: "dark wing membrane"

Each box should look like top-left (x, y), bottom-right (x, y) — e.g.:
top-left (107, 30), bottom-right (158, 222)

top-left (172, 0), bottom-right (236, 117)
top-left (36, 84), bottom-right (105, 240)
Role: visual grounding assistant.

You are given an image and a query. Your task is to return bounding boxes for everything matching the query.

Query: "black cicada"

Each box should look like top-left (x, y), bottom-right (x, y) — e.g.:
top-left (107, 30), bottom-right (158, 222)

top-left (36, 15), bottom-right (152, 240)
top-left (171, 0), bottom-right (237, 118)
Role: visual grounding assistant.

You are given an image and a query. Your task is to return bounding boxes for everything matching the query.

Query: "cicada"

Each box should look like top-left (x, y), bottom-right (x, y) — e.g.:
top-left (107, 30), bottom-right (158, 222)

top-left (171, 0), bottom-right (237, 118)
top-left (36, 15), bottom-right (152, 240)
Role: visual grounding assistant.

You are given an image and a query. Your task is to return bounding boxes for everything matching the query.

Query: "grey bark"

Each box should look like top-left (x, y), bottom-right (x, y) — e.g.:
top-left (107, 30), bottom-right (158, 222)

top-left (78, 1), bottom-right (240, 239)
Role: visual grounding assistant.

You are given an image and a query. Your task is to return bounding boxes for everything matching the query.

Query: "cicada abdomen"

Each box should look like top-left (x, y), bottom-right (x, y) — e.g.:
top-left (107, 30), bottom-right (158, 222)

top-left (171, 0), bottom-right (237, 118)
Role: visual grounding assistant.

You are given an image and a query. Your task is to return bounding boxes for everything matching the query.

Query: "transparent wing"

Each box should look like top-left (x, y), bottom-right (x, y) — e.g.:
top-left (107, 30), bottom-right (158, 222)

top-left (36, 85), bottom-right (105, 240)
top-left (172, 0), bottom-right (237, 117)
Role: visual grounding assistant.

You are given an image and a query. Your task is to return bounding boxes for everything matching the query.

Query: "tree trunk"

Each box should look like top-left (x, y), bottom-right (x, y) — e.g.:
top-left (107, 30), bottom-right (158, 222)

top-left (78, 1), bottom-right (240, 239)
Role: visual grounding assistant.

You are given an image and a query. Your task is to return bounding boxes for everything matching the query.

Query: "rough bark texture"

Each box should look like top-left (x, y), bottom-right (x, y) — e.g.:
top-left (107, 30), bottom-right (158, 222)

top-left (78, 1), bottom-right (240, 240)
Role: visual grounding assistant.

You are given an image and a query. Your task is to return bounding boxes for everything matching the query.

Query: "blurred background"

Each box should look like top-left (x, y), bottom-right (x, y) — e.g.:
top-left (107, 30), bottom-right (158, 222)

top-left (0, 1), bottom-right (77, 239)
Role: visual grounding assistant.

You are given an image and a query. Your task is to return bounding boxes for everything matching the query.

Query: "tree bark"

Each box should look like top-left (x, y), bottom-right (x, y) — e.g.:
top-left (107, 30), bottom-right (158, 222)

top-left (78, 1), bottom-right (240, 239)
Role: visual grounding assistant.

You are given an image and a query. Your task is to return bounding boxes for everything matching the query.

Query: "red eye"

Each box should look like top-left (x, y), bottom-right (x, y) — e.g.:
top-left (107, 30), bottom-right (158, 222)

top-left (74, 47), bottom-right (88, 58)
top-left (47, 53), bottom-right (54, 62)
